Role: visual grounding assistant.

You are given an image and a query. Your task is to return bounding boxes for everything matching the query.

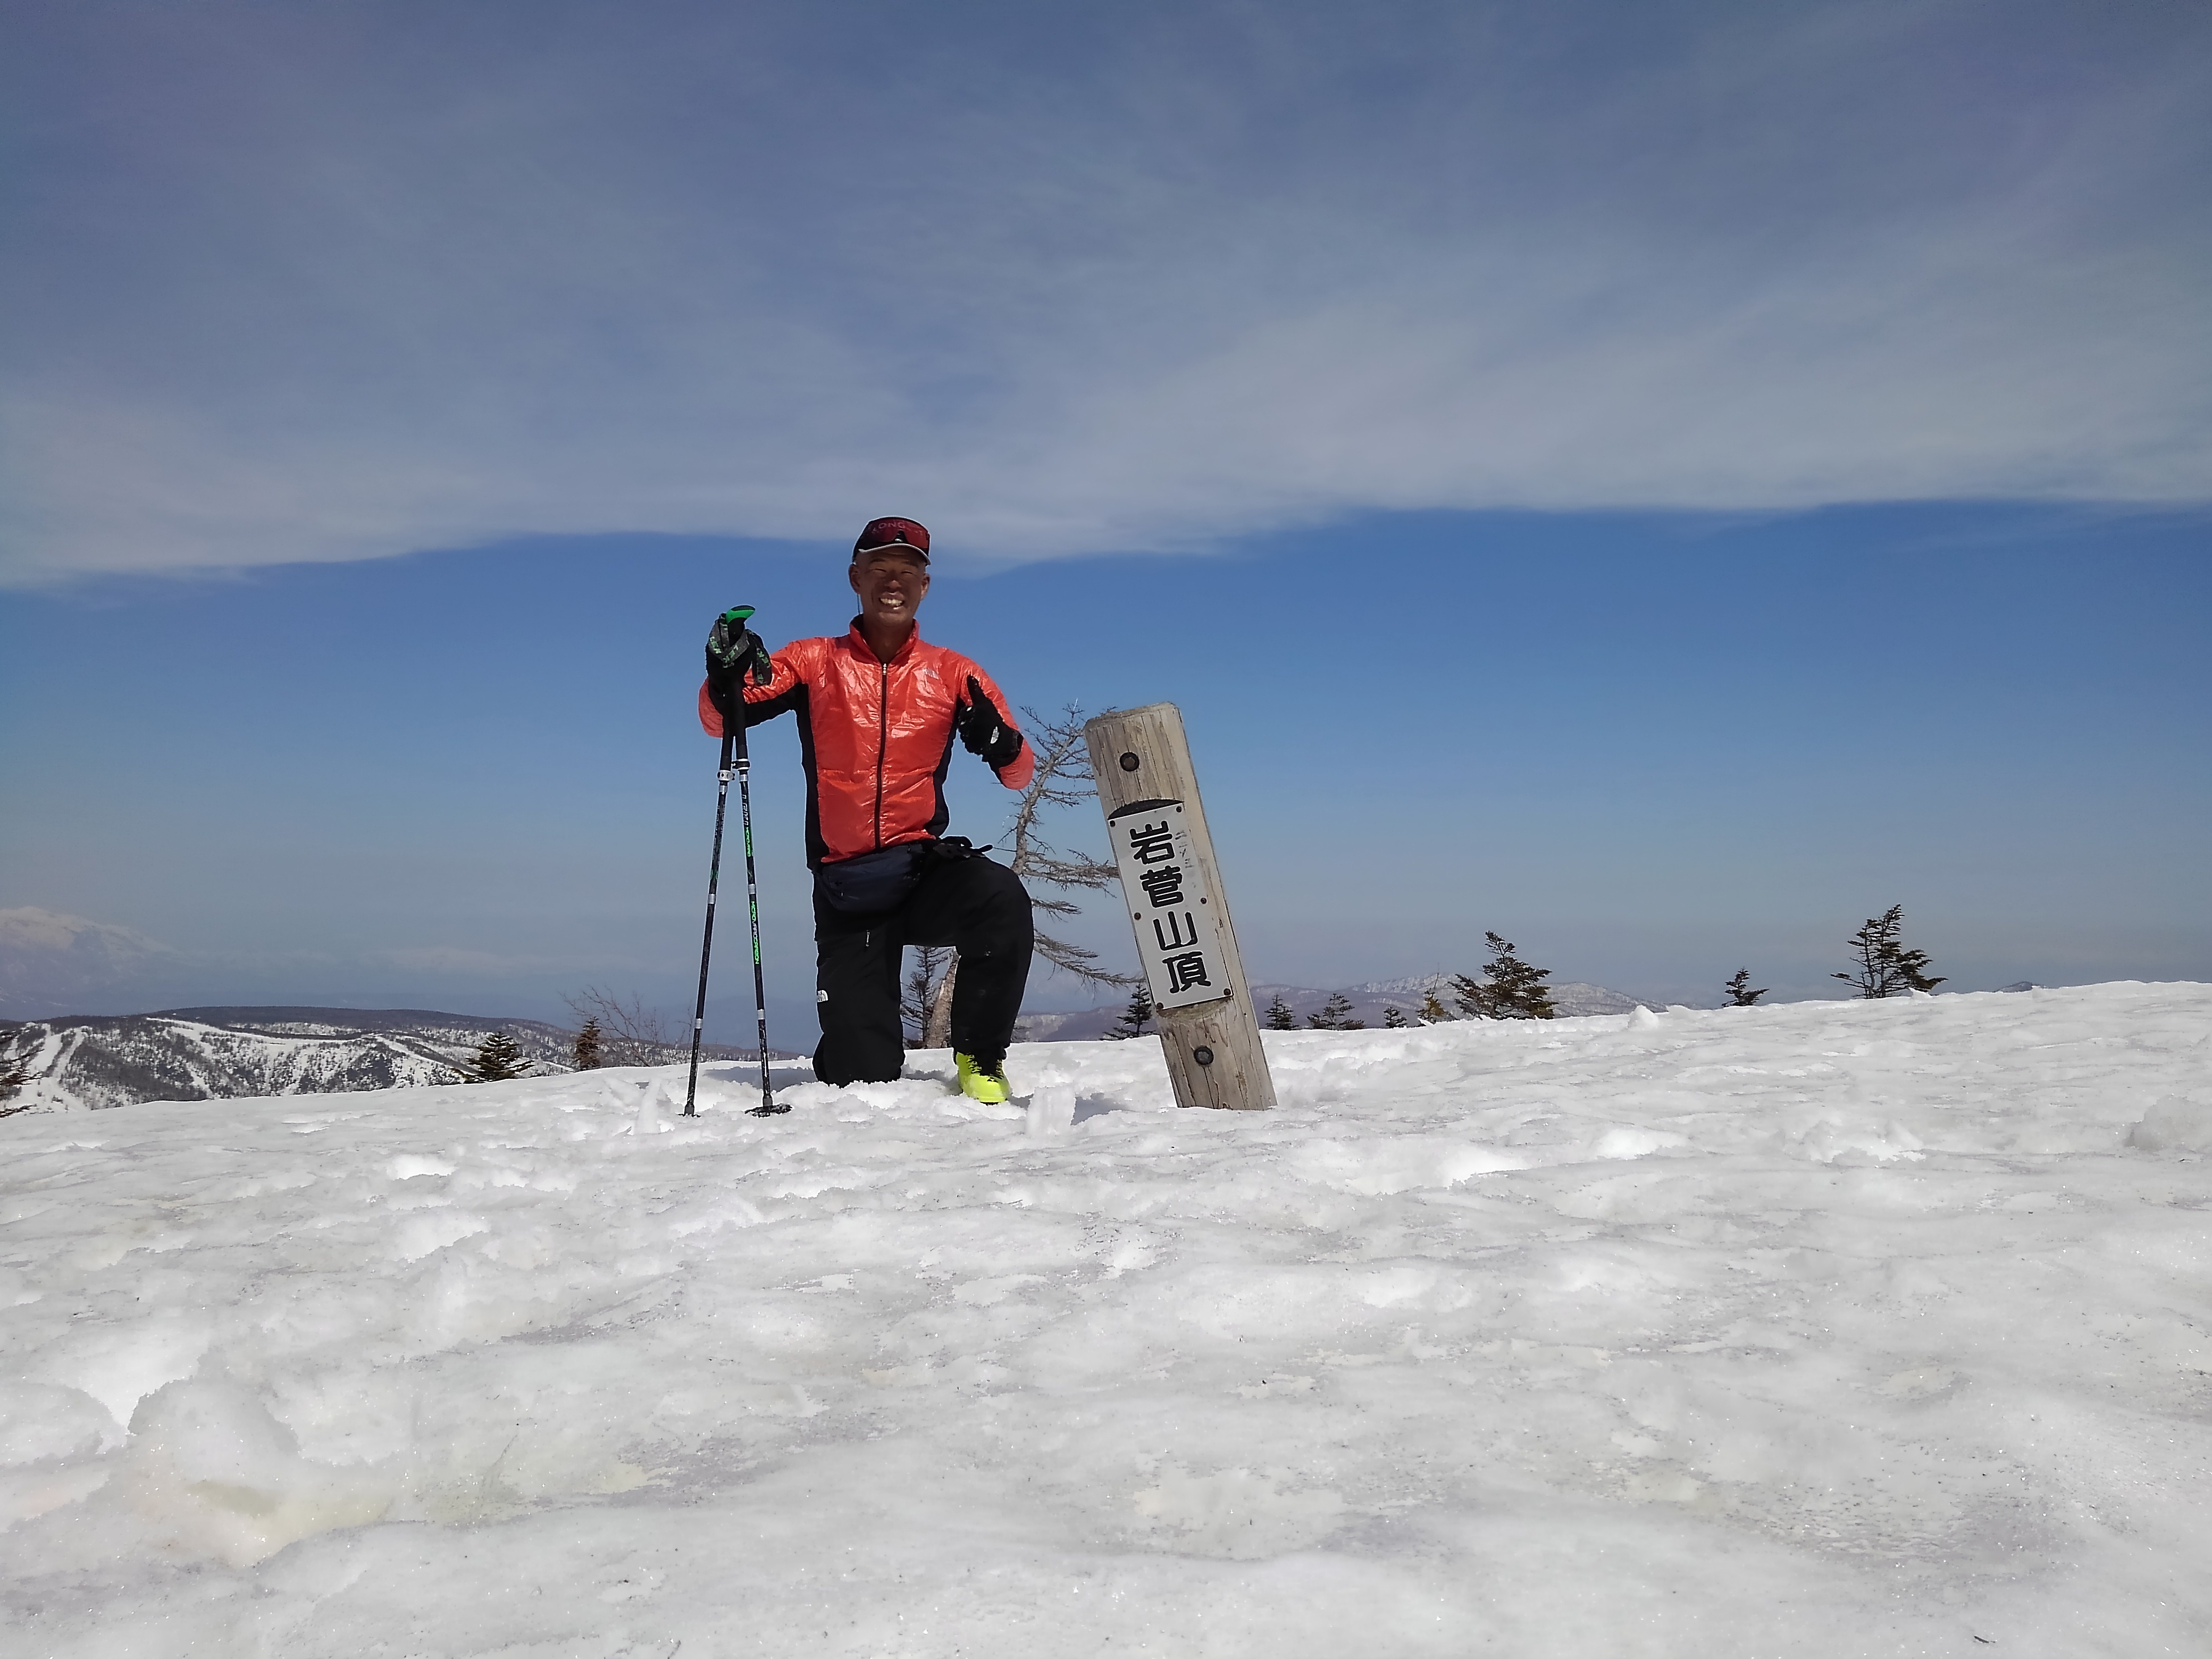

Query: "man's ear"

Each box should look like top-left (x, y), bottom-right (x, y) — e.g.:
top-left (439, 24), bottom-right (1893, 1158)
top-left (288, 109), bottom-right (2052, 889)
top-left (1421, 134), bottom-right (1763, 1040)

top-left (848, 560), bottom-right (862, 594)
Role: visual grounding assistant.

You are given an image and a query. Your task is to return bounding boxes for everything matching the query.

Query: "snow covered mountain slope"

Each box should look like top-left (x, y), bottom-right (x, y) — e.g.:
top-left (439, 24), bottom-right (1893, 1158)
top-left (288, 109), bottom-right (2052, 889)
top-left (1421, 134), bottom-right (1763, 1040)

top-left (0, 1009), bottom-right (574, 1112)
top-left (3, 983), bottom-right (2209, 1656)
top-left (0, 1006), bottom-right (780, 1114)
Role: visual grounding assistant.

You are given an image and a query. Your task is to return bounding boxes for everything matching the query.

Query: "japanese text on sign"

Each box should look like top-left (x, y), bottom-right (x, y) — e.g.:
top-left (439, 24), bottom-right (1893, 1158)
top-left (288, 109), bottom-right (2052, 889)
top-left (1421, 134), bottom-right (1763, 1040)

top-left (1108, 801), bottom-right (1228, 1011)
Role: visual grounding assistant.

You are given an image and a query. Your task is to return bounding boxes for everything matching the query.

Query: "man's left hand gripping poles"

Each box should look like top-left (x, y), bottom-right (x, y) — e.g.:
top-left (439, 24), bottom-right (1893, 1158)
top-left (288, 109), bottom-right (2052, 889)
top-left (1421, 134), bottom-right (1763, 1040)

top-left (685, 609), bottom-right (786, 1119)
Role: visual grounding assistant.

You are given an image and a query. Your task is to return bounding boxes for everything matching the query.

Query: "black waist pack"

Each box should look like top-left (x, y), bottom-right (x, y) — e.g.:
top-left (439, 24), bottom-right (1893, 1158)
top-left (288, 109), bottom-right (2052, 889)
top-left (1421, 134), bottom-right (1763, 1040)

top-left (815, 838), bottom-right (986, 917)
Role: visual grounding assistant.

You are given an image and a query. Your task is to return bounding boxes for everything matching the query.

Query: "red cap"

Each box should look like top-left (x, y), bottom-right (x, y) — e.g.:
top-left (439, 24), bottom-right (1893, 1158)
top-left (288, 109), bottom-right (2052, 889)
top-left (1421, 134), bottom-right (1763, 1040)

top-left (853, 516), bottom-right (931, 562)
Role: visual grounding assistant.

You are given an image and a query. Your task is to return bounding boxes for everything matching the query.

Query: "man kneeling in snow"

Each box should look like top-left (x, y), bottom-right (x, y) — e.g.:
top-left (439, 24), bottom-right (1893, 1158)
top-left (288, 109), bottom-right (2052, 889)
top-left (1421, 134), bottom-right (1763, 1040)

top-left (697, 516), bottom-right (1035, 1103)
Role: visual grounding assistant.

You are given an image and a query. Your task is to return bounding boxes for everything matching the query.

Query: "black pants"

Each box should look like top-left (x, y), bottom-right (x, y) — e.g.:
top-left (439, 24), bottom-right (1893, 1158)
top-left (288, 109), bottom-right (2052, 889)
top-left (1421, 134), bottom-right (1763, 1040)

top-left (812, 854), bottom-right (1033, 1086)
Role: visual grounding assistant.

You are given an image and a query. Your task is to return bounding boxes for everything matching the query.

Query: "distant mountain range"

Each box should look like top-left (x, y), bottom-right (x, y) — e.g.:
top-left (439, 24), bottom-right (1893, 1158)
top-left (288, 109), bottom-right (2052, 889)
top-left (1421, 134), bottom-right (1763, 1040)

top-left (0, 1006), bottom-right (774, 1116)
top-left (1013, 974), bottom-right (1673, 1042)
top-left (2, 976), bottom-right (1680, 1116)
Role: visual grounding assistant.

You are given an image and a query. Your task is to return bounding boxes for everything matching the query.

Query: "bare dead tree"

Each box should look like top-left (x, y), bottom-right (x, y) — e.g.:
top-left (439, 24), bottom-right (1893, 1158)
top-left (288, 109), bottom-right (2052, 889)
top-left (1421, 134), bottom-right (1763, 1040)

top-left (902, 945), bottom-right (951, 1048)
top-left (924, 962), bottom-right (957, 1049)
top-left (1004, 702), bottom-right (1139, 991)
top-left (562, 986), bottom-right (676, 1067)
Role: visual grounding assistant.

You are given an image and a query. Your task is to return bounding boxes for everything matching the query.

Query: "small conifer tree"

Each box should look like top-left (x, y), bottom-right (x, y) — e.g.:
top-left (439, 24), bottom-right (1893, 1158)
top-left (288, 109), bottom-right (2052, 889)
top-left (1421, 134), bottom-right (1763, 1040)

top-left (1110, 985), bottom-right (1154, 1039)
top-left (460, 1031), bottom-right (529, 1083)
top-left (1263, 994), bottom-right (1298, 1031)
top-left (1832, 905), bottom-right (1944, 998)
top-left (1307, 992), bottom-right (1364, 1030)
top-left (1418, 991), bottom-right (1453, 1024)
top-left (1723, 969), bottom-right (1767, 1008)
top-left (1453, 932), bottom-right (1557, 1020)
top-left (571, 1017), bottom-right (605, 1070)
top-left (1382, 1005), bottom-right (1411, 1028)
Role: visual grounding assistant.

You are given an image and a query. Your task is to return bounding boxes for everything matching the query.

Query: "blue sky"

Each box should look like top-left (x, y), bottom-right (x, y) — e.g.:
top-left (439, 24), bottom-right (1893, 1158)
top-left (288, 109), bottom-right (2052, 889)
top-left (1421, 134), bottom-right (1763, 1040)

top-left (2, 2), bottom-right (2208, 1029)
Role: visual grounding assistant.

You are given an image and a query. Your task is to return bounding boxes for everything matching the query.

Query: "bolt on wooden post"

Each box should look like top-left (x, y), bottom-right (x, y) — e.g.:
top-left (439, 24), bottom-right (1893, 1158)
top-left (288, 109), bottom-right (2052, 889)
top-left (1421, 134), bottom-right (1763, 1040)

top-left (1083, 703), bottom-right (1276, 1112)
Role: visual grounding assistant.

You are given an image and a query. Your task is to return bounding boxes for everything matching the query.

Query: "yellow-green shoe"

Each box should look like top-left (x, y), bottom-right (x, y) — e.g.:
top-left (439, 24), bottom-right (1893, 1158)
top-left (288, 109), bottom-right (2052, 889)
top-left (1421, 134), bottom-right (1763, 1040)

top-left (955, 1051), bottom-right (1010, 1105)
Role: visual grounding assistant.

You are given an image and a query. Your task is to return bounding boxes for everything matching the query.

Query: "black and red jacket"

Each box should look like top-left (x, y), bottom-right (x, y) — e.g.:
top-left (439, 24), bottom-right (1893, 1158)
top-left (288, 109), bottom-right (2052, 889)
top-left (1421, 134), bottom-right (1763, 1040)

top-left (698, 622), bottom-right (1033, 868)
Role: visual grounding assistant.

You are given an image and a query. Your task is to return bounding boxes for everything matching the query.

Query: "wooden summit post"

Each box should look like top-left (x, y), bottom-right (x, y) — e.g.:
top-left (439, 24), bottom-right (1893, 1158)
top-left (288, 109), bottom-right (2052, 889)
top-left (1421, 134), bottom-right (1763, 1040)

top-left (1083, 703), bottom-right (1275, 1112)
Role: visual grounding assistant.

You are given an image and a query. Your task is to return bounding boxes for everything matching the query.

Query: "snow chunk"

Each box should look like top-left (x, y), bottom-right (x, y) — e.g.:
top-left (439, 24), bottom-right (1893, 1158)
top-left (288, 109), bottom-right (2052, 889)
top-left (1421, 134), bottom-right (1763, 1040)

top-left (120, 1377), bottom-right (396, 1568)
top-left (2129, 1092), bottom-right (2212, 1152)
top-left (388, 1210), bottom-right (491, 1262)
top-left (1283, 1135), bottom-right (1527, 1194)
top-left (0, 1384), bottom-right (115, 1466)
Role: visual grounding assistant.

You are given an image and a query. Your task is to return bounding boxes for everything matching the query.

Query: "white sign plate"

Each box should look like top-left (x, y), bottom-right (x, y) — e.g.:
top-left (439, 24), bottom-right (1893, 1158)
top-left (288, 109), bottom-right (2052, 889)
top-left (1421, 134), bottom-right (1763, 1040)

top-left (1108, 800), bottom-right (1230, 1010)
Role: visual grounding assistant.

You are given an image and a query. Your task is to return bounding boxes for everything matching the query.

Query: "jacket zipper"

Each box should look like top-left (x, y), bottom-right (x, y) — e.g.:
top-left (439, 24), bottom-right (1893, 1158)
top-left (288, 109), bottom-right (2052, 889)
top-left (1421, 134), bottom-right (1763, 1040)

top-left (873, 662), bottom-right (889, 849)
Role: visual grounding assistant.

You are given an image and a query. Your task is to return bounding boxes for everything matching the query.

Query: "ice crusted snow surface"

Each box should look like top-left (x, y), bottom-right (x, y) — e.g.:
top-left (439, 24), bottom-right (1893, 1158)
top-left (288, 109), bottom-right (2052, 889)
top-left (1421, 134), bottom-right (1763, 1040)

top-left (3, 984), bottom-right (2209, 1657)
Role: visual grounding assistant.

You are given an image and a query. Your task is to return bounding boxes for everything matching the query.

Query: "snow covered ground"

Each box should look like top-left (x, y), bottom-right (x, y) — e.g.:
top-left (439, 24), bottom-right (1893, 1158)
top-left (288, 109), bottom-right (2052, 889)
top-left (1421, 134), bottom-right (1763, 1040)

top-left (3, 983), bottom-right (2208, 1657)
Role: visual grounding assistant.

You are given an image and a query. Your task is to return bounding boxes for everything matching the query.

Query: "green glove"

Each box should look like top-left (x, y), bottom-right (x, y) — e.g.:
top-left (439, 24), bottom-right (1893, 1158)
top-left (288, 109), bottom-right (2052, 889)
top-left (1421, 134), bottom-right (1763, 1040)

top-left (706, 606), bottom-right (773, 720)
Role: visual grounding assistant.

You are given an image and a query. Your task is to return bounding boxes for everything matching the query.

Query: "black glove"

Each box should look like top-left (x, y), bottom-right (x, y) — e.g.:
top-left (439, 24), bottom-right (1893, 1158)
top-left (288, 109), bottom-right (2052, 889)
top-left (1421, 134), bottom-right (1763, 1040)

top-left (957, 676), bottom-right (1024, 769)
top-left (705, 606), bottom-right (774, 720)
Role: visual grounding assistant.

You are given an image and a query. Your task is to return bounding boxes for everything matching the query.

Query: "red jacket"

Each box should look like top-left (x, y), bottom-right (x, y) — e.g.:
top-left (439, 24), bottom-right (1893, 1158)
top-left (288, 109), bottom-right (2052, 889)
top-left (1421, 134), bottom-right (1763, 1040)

top-left (698, 623), bottom-right (1034, 867)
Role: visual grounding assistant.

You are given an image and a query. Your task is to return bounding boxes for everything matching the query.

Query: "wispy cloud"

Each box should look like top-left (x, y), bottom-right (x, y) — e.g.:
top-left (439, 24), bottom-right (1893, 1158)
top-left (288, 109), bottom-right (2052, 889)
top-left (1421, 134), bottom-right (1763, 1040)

top-left (0, 907), bottom-right (186, 1014)
top-left (3, 0), bottom-right (2206, 584)
top-left (0, 905), bottom-right (636, 1013)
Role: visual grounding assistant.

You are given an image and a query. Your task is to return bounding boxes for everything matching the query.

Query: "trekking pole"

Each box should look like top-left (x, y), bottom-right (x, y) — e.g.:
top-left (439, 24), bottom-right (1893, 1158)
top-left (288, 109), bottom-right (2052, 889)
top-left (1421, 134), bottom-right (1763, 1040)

top-left (730, 683), bottom-right (785, 1116)
top-left (683, 605), bottom-right (787, 1119)
top-left (682, 726), bottom-right (736, 1119)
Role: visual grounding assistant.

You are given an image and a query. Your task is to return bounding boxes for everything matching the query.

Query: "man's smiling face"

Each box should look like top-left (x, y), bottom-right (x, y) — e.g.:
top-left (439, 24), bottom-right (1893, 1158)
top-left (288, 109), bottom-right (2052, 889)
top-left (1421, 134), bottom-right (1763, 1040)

top-left (850, 546), bottom-right (931, 630)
